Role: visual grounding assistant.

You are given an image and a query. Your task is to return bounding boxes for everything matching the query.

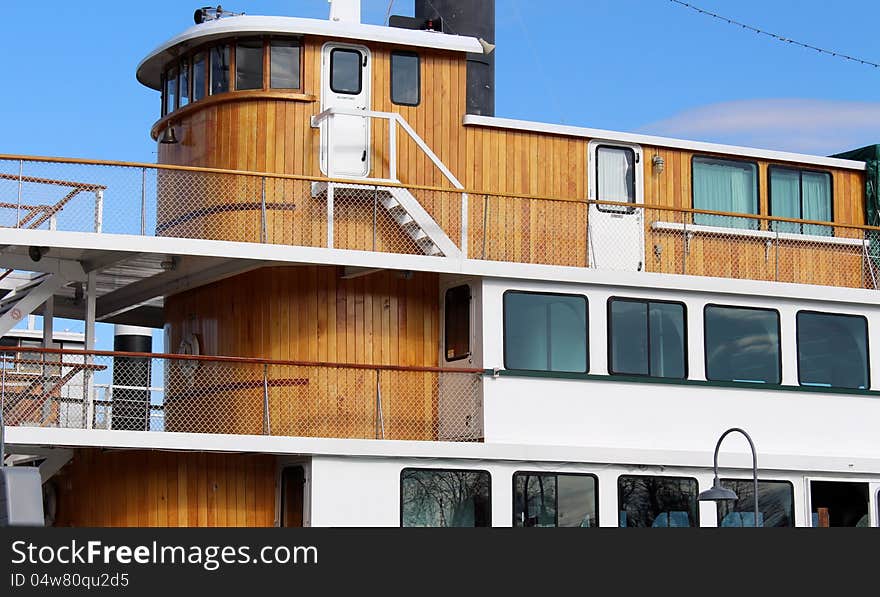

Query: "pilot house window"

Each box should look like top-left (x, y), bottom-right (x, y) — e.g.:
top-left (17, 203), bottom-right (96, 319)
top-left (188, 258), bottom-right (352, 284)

top-left (270, 40), bottom-right (301, 89)
top-left (210, 45), bottom-right (230, 95)
top-left (330, 48), bottom-right (363, 95)
top-left (235, 40), bottom-right (264, 91)
top-left (692, 156), bottom-right (759, 229)
top-left (391, 52), bottom-right (420, 106)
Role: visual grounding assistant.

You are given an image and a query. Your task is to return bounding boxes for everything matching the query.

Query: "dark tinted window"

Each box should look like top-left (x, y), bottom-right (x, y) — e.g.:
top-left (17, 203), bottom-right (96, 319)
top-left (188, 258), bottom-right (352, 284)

top-left (609, 299), bottom-right (685, 378)
top-left (270, 40), bottom-right (301, 89)
top-left (330, 48), bottom-right (362, 95)
top-left (445, 285), bottom-right (470, 362)
top-left (514, 472), bottom-right (598, 527)
top-left (401, 469), bottom-right (490, 527)
top-left (236, 40), bottom-right (263, 90)
top-left (164, 67), bottom-right (177, 115)
top-left (717, 480), bottom-right (795, 527)
top-left (192, 52), bottom-right (207, 101)
top-left (504, 292), bottom-right (588, 373)
top-left (797, 311), bottom-right (869, 389)
top-left (693, 157), bottom-right (759, 229)
top-left (618, 475), bottom-right (699, 527)
top-left (391, 52), bottom-right (420, 106)
top-left (178, 59), bottom-right (190, 107)
top-left (210, 45), bottom-right (230, 95)
top-left (705, 305), bottom-right (780, 384)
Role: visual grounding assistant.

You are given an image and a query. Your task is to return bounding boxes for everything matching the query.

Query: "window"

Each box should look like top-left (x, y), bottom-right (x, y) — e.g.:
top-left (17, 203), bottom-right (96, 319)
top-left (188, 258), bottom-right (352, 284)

top-left (270, 40), bottom-right (301, 89)
top-left (400, 469), bottom-right (491, 527)
top-left (210, 45), bottom-right (230, 95)
top-left (810, 481), bottom-right (870, 527)
top-left (391, 52), bottom-right (420, 106)
top-left (192, 52), bottom-right (207, 101)
top-left (330, 48), bottom-right (362, 95)
top-left (596, 145), bottom-right (636, 213)
top-left (503, 291), bottom-right (588, 373)
top-left (618, 475), bottom-right (699, 527)
top-left (445, 285), bottom-right (470, 362)
top-left (704, 305), bottom-right (780, 384)
top-left (717, 480), bottom-right (794, 527)
top-left (178, 59), bottom-right (190, 108)
top-left (513, 472), bottom-right (598, 527)
top-left (235, 40), bottom-right (264, 91)
top-left (608, 298), bottom-right (686, 378)
top-left (769, 167), bottom-right (832, 236)
top-left (797, 311), bottom-right (869, 390)
top-left (692, 156), bottom-right (759, 229)
top-left (164, 66), bottom-right (178, 115)
top-left (280, 466), bottom-right (305, 528)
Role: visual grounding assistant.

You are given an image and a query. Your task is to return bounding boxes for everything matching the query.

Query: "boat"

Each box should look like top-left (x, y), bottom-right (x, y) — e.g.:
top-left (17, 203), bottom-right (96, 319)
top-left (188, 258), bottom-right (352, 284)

top-left (0, 0), bottom-right (878, 528)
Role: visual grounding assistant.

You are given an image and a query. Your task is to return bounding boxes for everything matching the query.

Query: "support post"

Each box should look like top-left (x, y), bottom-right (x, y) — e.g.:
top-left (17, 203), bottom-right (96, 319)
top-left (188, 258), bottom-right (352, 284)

top-left (94, 190), bottom-right (104, 233)
top-left (327, 183), bottom-right (335, 249)
top-left (42, 297), bottom-right (54, 350)
top-left (260, 176), bottom-right (268, 244)
top-left (262, 364), bottom-right (271, 436)
top-left (481, 194), bottom-right (489, 259)
top-left (372, 186), bottom-right (378, 252)
top-left (460, 193), bottom-right (469, 258)
top-left (84, 271), bottom-right (96, 429)
top-left (140, 167), bottom-right (147, 235)
top-left (16, 159), bottom-right (23, 229)
top-left (389, 118), bottom-right (397, 181)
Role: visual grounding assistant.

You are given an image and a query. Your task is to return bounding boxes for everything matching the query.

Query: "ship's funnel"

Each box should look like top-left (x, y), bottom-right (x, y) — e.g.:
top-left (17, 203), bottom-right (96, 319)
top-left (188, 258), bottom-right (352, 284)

top-left (414, 0), bottom-right (495, 116)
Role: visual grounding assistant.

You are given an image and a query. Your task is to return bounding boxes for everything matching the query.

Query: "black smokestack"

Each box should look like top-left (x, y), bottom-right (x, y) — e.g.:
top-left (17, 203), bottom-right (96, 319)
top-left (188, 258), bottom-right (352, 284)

top-left (414, 0), bottom-right (495, 116)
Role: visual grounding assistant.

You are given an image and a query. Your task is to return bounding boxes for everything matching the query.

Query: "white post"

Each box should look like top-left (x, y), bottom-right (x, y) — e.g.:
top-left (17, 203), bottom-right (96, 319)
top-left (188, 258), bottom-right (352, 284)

top-left (94, 190), bottom-right (104, 233)
top-left (84, 271), bottom-right (96, 429)
top-left (460, 193), bottom-right (469, 258)
top-left (389, 118), bottom-right (398, 181)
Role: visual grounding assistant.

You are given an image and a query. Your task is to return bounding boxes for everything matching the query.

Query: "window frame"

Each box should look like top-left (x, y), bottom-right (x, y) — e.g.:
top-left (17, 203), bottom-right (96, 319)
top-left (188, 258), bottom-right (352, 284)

top-left (617, 474), bottom-right (700, 528)
top-left (795, 309), bottom-right (870, 390)
top-left (768, 165), bottom-right (834, 234)
top-left (399, 467), bottom-right (492, 527)
top-left (691, 155), bottom-right (761, 227)
top-left (512, 470), bottom-right (599, 528)
top-left (703, 303), bottom-right (782, 385)
top-left (606, 297), bottom-right (688, 379)
top-left (390, 50), bottom-right (421, 107)
top-left (502, 289), bottom-right (589, 374)
top-left (595, 144), bottom-right (637, 214)
top-left (444, 284), bottom-right (471, 363)
top-left (717, 478), bottom-right (795, 528)
top-left (329, 47), bottom-right (364, 96)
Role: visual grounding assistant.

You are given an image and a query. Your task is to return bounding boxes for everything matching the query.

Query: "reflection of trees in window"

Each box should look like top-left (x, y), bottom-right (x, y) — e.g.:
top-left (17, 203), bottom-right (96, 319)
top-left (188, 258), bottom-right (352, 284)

top-left (717, 480), bottom-right (794, 527)
top-left (514, 472), bottom-right (597, 527)
top-left (705, 305), bottom-right (780, 384)
top-left (401, 469), bottom-right (490, 527)
top-left (618, 475), bottom-right (698, 527)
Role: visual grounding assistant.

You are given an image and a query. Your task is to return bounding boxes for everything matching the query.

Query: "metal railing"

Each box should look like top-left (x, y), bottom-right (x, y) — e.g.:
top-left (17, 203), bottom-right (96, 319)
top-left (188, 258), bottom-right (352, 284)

top-left (1, 154), bottom-right (877, 289)
top-left (0, 347), bottom-right (484, 442)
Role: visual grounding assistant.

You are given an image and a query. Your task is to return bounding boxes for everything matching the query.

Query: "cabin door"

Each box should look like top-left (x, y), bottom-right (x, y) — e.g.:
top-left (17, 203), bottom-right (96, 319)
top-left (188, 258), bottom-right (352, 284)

top-left (320, 43), bottom-right (372, 178)
top-left (587, 141), bottom-right (645, 271)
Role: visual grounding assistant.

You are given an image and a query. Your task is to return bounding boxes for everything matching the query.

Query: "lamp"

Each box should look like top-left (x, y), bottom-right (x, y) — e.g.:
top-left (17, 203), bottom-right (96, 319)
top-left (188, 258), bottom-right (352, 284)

top-left (652, 154), bottom-right (665, 175)
top-left (698, 427), bottom-right (760, 527)
top-left (159, 125), bottom-right (178, 145)
top-left (478, 38), bottom-right (496, 55)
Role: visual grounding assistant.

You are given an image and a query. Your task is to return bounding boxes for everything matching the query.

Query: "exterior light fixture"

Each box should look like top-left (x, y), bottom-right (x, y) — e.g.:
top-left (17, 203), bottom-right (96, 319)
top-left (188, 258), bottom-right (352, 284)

top-left (652, 154), bottom-right (665, 175)
top-left (159, 125), bottom-right (178, 145)
top-left (698, 427), bottom-right (760, 527)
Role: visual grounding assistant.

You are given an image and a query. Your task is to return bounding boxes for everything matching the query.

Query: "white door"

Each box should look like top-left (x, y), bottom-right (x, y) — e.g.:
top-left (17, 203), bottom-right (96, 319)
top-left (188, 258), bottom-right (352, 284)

top-left (320, 43), bottom-right (371, 177)
top-left (587, 141), bottom-right (645, 271)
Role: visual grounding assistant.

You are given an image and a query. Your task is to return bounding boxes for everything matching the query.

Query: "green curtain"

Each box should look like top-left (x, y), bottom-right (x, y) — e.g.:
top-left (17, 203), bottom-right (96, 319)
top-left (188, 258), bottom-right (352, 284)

top-left (693, 158), bottom-right (758, 229)
top-left (770, 168), bottom-right (801, 233)
top-left (802, 172), bottom-right (832, 236)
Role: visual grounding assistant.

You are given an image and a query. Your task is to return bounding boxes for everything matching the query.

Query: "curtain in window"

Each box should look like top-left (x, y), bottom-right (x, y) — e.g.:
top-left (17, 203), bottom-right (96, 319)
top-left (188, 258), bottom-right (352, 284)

top-left (693, 159), bottom-right (757, 229)
top-left (770, 168), bottom-right (801, 233)
top-left (802, 172), bottom-right (832, 236)
top-left (598, 147), bottom-right (634, 210)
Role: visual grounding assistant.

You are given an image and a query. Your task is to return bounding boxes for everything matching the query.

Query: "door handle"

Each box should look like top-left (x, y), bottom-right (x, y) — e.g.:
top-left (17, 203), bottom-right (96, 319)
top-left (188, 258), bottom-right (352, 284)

top-left (362, 150), bottom-right (367, 162)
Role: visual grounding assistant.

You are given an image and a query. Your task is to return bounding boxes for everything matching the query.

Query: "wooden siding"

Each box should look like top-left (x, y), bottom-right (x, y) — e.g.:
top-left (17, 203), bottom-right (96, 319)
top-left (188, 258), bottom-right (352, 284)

top-left (53, 449), bottom-right (276, 527)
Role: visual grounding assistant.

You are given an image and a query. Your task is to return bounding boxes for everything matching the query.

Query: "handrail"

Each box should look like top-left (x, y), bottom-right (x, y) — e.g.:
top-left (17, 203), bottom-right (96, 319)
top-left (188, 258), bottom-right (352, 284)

top-left (1, 153), bottom-right (878, 233)
top-left (0, 346), bottom-right (485, 374)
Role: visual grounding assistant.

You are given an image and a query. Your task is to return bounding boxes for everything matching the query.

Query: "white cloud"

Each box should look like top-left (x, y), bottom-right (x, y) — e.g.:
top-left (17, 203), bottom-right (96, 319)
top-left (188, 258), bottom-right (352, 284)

top-left (639, 99), bottom-right (880, 155)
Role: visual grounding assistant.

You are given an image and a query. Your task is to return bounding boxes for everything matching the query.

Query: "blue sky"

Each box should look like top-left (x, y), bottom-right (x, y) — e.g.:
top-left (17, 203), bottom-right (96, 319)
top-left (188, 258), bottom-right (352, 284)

top-left (1, 0), bottom-right (878, 347)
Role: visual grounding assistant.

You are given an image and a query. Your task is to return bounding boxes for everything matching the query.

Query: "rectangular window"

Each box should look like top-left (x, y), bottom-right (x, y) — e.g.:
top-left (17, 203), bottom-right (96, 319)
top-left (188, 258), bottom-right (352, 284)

top-left (769, 166), bottom-right (832, 236)
top-left (270, 40), bottom-right (301, 89)
top-left (192, 52), bottom-right (207, 101)
top-left (797, 311), bottom-right (869, 390)
top-left (704, 305), bottom-right (780, 384)
top-left (400, 468), bottom-right (491, 527)
top-left (178, 59), bottom-right (190, 108)
top-left (210, 45), bottom-right (230, 95)
top-left (618, 475), bottom-right (699, 527)
top-left (164, 66), bottom-right (178, 115)
top-left (596, 145), bottom-right (636, 213)
top-left (445, 285), bottom-right (470, 362)
top-left (608, 298), bottom-right (686, 378)
top-left (692, 156), bottom-right (759, 229)
top-left (503, 291), bottom-right (588, 373)
top-left (391, 51), bottom-right (420, 106)
top-left (330, 48), bottom-right (362, 95)
top-left (513, 472), bottom-right (598, 527)
top-left (235, 40), bottom-right (264, 91)
top-left (717, 479), bottom-right (794, 527)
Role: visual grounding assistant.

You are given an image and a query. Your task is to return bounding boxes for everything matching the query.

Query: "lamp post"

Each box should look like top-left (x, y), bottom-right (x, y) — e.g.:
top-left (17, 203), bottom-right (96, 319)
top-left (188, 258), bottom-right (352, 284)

top-left (698, 427), bottom-right (760, 528)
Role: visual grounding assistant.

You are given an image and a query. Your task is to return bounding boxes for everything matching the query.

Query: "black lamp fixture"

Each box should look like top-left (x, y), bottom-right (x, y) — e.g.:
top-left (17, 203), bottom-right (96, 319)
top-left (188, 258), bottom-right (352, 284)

top-left (697, 427), bottom-right (760, 527)
top-left (159, 125), bottom-right (178, 145)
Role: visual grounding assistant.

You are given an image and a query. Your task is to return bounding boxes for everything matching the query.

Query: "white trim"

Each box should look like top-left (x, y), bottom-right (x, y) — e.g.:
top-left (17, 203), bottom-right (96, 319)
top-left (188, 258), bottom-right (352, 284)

top-left (138, 15), bottom-right (483, 90)
top-left (2, 228), bottom-right (878, 307)
top-left (463, 115), bottom-right (867, 172)
top-left (651, 221), bottom-right (869, 248)
top-left (5, 427), bottom-right (880, 475)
